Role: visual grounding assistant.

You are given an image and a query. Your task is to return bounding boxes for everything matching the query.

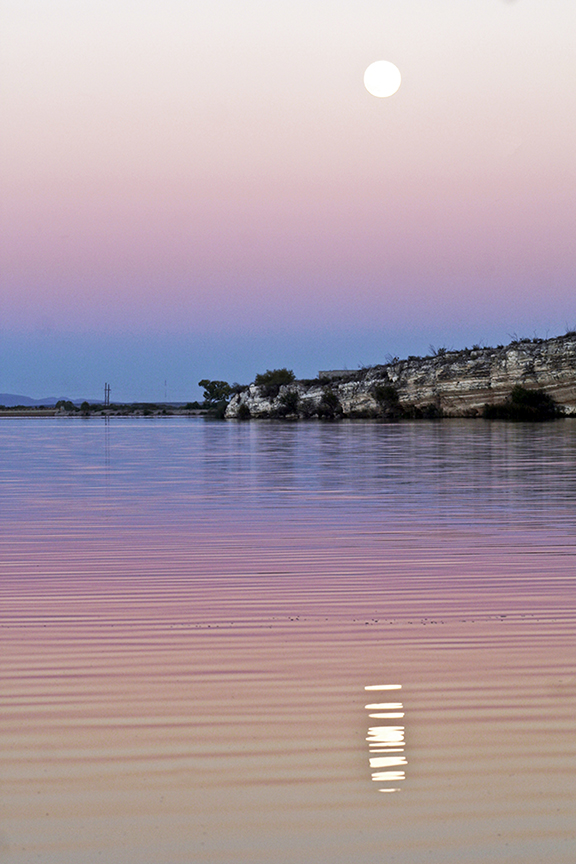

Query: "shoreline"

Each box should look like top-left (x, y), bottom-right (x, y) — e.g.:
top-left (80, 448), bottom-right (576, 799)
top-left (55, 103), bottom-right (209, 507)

top-left (0, 408), bottom-right (208, 418)
top-left (227, 332), bottom-right (576, 420)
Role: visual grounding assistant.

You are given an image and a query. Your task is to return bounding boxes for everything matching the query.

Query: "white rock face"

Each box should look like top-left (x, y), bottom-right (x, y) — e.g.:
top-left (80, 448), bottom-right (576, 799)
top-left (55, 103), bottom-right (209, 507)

top-left (225, 335), bottom-right (576, 419)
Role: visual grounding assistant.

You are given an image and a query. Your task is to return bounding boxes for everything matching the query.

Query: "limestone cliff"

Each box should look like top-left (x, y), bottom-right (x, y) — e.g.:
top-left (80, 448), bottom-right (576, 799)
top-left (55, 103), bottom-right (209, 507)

top-left (226, 333), bottom-right (576, 419)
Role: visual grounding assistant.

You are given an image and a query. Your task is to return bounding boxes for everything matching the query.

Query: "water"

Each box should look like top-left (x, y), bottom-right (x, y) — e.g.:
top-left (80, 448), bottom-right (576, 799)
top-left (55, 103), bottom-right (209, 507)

top-left (2, 418), bottom-right (576, 863)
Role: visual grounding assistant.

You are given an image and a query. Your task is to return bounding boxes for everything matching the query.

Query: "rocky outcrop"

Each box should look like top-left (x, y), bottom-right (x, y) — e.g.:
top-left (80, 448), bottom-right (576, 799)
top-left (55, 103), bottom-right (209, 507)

top-left (226, 334), bottom-right (576, 419)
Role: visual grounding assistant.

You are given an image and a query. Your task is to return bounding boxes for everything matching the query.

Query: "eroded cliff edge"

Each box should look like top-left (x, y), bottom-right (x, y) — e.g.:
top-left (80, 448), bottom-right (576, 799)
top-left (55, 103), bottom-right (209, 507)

top-left (226, 333), bottom-right (576, 419)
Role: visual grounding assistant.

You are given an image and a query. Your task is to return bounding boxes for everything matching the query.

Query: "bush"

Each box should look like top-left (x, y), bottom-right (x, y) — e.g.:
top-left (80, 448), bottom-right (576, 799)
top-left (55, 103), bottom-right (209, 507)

top-left (299, 398), bottom-right (317, 419)
top-left (347, 407), bottom-right (379, 419)
top-left (254, 368), bottom-right (295, 399)
top-left (370, 384), bottom-right (407, 419)
top-left (417, 403), bottom-right (443, 419)
top-left (373, 384), bottom-right (404, 417)
top-left (317, 388), bottom-right (343, 420)
top-left (277, 388), bottom-right (300, 417)
top-left (206, 400), bottom-right (228, 420)
top-left (483, 386), bottom-right (559, 421)
top-left (401, 402), bottom-right (443, 419)
top-left (373, 384), bottom-right (399, 405)
top-left (236, 403), bottom-right (251, 420)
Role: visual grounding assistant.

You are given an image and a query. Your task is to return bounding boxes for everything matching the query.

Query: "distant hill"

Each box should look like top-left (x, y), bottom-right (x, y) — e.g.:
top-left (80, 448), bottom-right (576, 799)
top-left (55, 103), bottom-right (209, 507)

top-left (0, 394), bottom-right (98, 407)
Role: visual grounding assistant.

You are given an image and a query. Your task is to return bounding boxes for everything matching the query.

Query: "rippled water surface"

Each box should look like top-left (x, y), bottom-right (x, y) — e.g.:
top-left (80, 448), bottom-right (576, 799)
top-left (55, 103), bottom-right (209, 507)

top-left (2, 418), bottom-right (576, 863)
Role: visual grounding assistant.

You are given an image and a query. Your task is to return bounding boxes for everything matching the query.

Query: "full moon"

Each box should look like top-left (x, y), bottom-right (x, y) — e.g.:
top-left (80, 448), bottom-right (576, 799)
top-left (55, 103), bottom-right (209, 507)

top-left (364, 61), bottom-right (401, 98)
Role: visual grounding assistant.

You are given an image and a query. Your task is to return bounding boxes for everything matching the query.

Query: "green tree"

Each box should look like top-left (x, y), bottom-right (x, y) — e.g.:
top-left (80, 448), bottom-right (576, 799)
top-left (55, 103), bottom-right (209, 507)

top-left (198, 380), bottom-right (232, 406)
top-left (56, 400), bottom-right (76, 412)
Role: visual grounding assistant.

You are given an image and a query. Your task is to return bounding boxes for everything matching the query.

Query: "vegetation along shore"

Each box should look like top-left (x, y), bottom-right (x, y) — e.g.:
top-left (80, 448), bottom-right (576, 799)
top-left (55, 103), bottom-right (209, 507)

top-left (4, 332), bottom-right (575, 422)
top-left (222, 332), bottom-right (576, 421)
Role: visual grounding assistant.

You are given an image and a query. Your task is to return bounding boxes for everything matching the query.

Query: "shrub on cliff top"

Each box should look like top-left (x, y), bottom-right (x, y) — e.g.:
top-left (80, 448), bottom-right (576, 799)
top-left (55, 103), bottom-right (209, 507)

top-left (254, 368), bottom-right (295, 399)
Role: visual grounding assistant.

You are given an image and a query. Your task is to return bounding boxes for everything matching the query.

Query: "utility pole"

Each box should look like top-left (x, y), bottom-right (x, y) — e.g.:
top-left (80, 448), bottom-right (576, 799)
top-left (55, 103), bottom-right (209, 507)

top-left (104, 383), bottom-right (111, 407)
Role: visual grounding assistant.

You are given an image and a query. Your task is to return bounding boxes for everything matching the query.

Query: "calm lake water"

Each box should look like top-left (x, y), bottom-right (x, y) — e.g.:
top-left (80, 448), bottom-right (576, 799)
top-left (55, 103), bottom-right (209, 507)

top-left (2, 417), bottom-right (576, 863)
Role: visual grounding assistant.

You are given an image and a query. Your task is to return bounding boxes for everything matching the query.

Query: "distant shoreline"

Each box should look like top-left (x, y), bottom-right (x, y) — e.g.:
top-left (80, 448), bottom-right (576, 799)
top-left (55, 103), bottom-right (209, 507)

top-left (6, 332), bottom-right (576, 422)
top-left (0, 407), bottom-right (208, 418)
top-left (0, 408), bottom-right (58, 417)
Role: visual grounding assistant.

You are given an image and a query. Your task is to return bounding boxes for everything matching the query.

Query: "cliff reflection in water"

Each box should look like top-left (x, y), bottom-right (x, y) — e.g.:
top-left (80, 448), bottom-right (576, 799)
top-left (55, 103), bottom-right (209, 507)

top-left (365, 684), bottom-right (406, 793)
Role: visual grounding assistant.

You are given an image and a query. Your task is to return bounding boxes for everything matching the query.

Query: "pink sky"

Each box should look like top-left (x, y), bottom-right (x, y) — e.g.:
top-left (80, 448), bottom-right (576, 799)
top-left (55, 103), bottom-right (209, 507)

top-left (2, 0), bottom-right (576, 398)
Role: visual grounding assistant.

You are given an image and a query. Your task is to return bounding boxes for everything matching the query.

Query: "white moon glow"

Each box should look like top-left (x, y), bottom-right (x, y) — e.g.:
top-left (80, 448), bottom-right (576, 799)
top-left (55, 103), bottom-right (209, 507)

top-left (364, 61), bottom-right (401, 98)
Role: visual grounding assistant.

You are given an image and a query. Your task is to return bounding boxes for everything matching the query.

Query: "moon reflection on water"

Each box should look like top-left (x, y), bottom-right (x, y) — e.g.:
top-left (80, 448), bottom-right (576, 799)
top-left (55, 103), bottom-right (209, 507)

top-left (365, 684), bottom-right (406, 793)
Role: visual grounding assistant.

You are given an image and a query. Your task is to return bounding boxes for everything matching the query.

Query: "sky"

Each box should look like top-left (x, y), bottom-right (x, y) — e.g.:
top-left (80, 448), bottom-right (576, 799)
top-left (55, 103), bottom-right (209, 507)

top-left (2, 0), bottom-right (576, 401)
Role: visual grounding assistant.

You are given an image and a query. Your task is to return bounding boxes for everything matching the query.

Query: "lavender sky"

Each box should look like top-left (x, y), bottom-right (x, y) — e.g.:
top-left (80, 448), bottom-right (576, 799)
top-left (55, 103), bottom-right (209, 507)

top-left (2, 0), bottom-right (575, 401)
